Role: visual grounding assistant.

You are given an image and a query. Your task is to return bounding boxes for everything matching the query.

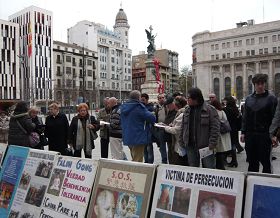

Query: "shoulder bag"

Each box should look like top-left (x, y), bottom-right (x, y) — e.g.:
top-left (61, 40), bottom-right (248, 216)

top-left (16, 120), bottom-right (40, 147)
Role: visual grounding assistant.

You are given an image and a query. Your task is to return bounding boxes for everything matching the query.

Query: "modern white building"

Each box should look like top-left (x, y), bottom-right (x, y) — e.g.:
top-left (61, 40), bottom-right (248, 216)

top-left (53, 41), bottom-right (98, 108)
top-left (0, 19), bottom-right (20, 101)
top-left (68, 7), bottom-right (132, 101)
top-left (192, 20), bottom-right (280, 101)
top-left (9, 6), bottom-right (53, 106)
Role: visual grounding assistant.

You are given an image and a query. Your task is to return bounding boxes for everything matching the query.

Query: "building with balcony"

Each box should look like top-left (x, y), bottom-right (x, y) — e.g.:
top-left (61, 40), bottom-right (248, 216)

top-left (53, 41), bottom-right (98, 108)
top-left (0, 19), bottom-right (20, 106)
top-left (132, 49), bottom-right (179, 94)
top-left (67, 7), bottom-right (132, 102)
top-left (192, 19), bottom-right (280, 101)
top-left (9, 6), bottom-right (53, 106)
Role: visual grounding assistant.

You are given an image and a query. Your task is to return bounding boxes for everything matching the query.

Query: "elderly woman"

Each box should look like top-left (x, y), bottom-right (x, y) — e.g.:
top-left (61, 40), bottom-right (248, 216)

top-left (8, 101), bottom-right (35, 147)
top-left (45, 103), bottom-right (69, 155)
top-left (29, 106), bottom-right (46, 150)
top-left (68, 103), bottom-right (100, 158)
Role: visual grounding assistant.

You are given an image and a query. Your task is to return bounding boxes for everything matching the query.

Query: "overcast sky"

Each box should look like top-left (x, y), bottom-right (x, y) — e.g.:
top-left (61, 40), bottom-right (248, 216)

top-left (1, 0), bottom-right (280, 69)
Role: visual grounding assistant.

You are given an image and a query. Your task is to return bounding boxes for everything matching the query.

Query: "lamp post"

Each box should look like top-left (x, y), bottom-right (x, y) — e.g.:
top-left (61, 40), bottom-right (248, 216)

top-left (18, 55), bottom-right (27, 101)
top-left (117, 67), bottom-right (122, 102)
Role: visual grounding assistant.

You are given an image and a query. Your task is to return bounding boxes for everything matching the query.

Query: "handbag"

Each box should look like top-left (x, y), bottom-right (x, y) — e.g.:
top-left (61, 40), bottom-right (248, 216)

top-left (220, 112), bottom-right (231, 134)
top-left (16, 120), bottom-right (40, 147)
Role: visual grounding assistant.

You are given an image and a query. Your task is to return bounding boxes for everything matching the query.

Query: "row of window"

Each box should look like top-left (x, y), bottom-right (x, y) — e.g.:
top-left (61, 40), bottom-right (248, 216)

top-left (56, 79), bottom-right (94, 89)
top-left (211, 47), bottom-right (280, 60)
top-left (211, 34), bottom-right (280, 51)
top-left (0, 24), bottom-right (16, 38)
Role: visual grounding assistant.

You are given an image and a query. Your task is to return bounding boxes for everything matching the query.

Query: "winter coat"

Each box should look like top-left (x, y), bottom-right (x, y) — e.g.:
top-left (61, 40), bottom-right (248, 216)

top-left (224, 106), bottom-right (240, 145)
top-left (270, 98), bottom-right (280, 138)
top-left (216, 110), bottom-right (231, 153)
top-left (8, 112), bottom-right (35, 147)
top-left (0, 115), bottom-right (9, 143)
top-left (109, 104), bottom-right (122, 138)
top-left (31, 116), bottom-right (46, 149)
top-left (241, 90), bottom-right (277, 134)
top-left (96, 108), bottom-right (110, 139)
top-left (68, 114), bottom-right (100, 152)
top-left (179, 102), bottom-right (220, 149)
top-left (121, 100), bottom-right (156, 146)
top-left (45, 113), bottom-right (69, 154)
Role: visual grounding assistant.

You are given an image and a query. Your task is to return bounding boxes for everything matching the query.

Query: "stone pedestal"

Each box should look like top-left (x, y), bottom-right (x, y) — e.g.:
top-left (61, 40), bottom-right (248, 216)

top-left (141, 59), bottom-right (159, 102)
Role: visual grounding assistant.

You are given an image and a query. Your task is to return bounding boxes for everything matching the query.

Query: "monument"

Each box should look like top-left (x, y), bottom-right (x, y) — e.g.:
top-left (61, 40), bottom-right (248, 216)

top-left (141, 26), bottom-right (164, 102)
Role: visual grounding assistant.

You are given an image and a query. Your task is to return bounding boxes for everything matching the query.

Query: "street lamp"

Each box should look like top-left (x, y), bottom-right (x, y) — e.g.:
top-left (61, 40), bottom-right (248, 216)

top-left (117, 67), bottom-right (122, 102)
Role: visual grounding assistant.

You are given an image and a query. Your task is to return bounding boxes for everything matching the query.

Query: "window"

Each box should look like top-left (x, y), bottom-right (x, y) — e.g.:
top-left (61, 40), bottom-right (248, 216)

top-left (234, 52), bottom-right (237, 57)
top-left (211, 55), bottom-right (215, 60)
top-left (66, 67), bottom-right (71, 74)
top-left (225, 77), bottom-right (231, 97)
top-left (236, 76), bottom-right (243, 100)
top-left (246, 39), bottom-right (250, 45)
top-left (215, 54), bottom-right (219, 60)
top-left (239, 51), bottom-right (242, 57)
top-left (272, 35), bottom-right (277, 42)
top-left (222, 43), bottom-right (226, 49)
top-left (259, 49), bottom-right (263, 54)
top-left (66, 56), bottom-right (71, 62)
top-left (112, 66), bottom-right (115, 71)
top-left (264, 48), bottom-right (268, 54)
top-left (215, 44), bottom-right (219, 50)
top-left (88, 70), bottom-right (92, 76)
top-left (87, 59), bottom-right (92, 66)
top-left (251, 50), bottom-right (255, 55)
top-left (234, 41), bottom-right (237, 47)
top-left (227, 53), bottom-right (230, 58)
top-left (264, 36), bottom-right (268, 43)
top-left (227, 42), bottom-right (230, 48)
top-left (222, 54), bottom-right (226, 59)
top-left (259, 37), bottom-right (263, 44)
top-left (273, 47), bottom-right (277, 53)
top-left (88, 81), bottom-right (92, 89)
top-left (238, 40), bottom-right (242, 46)
top-left (246, 50), bottom-right (250, 56)
top-left (211, 44), bottom-right (214, 50)
top-left (213, 78), bottom-right (220, 100)
top-left (251, 38), bottom-right (255, 45)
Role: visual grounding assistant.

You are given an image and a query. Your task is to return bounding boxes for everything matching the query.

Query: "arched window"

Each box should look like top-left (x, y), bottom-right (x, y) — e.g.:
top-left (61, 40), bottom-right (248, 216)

top-left (225, 77), bottom-right (231, 97)
top-left (275, 73), bottom-right (280, 96)
top-left (56, 91), bottom-right (62, 101)
top-left (213, 78), bottom-right (220, 100)
top-left (236, 76), bottom-right (243, 100)
top-left (248, 75), bottom-right (253, 94)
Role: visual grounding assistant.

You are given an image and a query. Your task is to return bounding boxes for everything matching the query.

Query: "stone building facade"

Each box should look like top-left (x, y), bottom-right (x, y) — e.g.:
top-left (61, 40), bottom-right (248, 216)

top-left (192, 20), bottom-right (280, 101)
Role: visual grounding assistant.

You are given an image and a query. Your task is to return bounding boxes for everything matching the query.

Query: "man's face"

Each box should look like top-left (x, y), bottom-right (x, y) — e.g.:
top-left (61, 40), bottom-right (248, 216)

top-left (140, 97), bottom-right (148, 105)
top-left (254, 82), bottom-right (265, 94)
top-left (187, 96), bottom-right (198, 106)
top-left (158, 95), bottom-right (165, 105)
top-left (209, 95), bottom-right (216, 103)
top-left (94, 191), bottom-right (115, 218)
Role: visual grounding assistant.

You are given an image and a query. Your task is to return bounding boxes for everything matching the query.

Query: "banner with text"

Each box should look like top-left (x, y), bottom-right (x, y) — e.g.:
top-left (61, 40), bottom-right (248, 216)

top-left (40, 156), bottom-right (98, 218)
top-left (150, 165), bottom-right (245, 218)
top-left (8, 149), bottom-right (58, 218)
top-left (0, 145), bottom-right (29, 217)
top-left (87, 159), bottom-right (156, 218)
top-left (244, 174), bottom-right (280, 218)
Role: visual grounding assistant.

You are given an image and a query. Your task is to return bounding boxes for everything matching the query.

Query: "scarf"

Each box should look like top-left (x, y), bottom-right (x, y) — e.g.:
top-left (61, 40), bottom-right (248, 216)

top-left (75, 118), bottom-right (92, 156)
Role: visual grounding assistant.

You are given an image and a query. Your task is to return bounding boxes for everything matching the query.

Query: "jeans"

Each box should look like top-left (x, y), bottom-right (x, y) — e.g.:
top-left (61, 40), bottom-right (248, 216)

top-left (144, 143), bottom-right (154, 163)
top-left (154, 128), bottom-right (168, 164)
top-left (186, 145), bottom-right (216, 169)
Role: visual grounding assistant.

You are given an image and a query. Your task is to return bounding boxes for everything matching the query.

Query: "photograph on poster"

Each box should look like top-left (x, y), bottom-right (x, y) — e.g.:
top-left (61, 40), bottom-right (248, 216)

top-left (171, 186), bottom-right (191, 215)
top-left (115, 192), bottom-right (143, 218)
top-left (19, 171), bottom-right (31, 190)
top-left (251, 184), bottom-right (280, 218)
top-left (24, 183), bottom-right (47, 207)
top-left (92, 188), bottom-right (118, 218)
top-left (155, 210), bottom-right (183, 218)
top-left (35, 160), bottom-right (53, 178)
top-left (8, 210), bottom-right (19, 218)
top-left (47, 168), bottom-right (66, 196)
top-left (157, 184), bottom-right (174, 211)
top-left (196, 190), bottom-right (235, 218)
top-left (0, 180), bottom-right (14, 209)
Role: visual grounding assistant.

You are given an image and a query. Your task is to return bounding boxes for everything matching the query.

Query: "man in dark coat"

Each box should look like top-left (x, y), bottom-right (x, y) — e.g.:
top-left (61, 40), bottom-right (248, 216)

top-left (8, 101), bottom-right (35, 147)
top-left (241, 73), bottom-right (277, 173)
top-left (45, 103), bottom-right (69, 155)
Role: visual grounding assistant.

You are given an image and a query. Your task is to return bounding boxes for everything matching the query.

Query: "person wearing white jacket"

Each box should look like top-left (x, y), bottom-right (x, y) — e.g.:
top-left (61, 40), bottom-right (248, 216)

top-left (161, 97), bottom-right (188, 166)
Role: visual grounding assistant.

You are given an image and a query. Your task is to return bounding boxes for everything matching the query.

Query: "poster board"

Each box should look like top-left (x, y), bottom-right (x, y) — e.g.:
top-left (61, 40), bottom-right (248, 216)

top-left (0, 143), bottom-right (8, 166)
top-left (150, 165), bottom-right (245, 218)
top-left (8, 149), bottom-right (58, 218)
top-left (244, 174), bottom-right (280, 218)
top-left (87, 159), bottom-right (156, 218)
top-left (40, 156), bottom-right (98, 218)
top-left (0, 145), bottom-right (29, 217)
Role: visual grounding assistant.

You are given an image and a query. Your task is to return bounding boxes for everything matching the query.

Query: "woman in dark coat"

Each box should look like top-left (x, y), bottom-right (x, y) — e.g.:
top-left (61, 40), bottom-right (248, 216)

top-left (68, 103), bottom-right (100, 158)
top-left (8, 101), bottom-right (35, 147)
top-left (223, 96), bottom-right (243, 167)
top-left (45, 103), bottom-right (69, 155)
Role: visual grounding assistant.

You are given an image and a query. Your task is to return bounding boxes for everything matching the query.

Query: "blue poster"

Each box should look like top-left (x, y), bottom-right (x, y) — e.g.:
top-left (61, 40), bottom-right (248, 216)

top-left (252, 184), bottom-right (280, 218)
top-left (0, 145), bottom-right (29, 217)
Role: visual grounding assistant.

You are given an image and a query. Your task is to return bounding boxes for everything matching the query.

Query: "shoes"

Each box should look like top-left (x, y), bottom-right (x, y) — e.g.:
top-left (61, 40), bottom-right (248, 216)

top-left (227, 162), bottom-right (238, 168)
top-left (237, 147), bottom-right (244, 154)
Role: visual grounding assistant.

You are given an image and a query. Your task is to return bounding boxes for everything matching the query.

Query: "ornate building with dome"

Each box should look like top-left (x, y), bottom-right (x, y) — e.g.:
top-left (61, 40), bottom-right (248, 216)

top-left (67, 7), bottom-right (132, 105)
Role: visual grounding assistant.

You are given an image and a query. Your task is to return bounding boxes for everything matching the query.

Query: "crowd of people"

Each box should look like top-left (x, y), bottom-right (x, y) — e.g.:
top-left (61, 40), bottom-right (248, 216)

top-left (1, 73), bottom-right (280, 173)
